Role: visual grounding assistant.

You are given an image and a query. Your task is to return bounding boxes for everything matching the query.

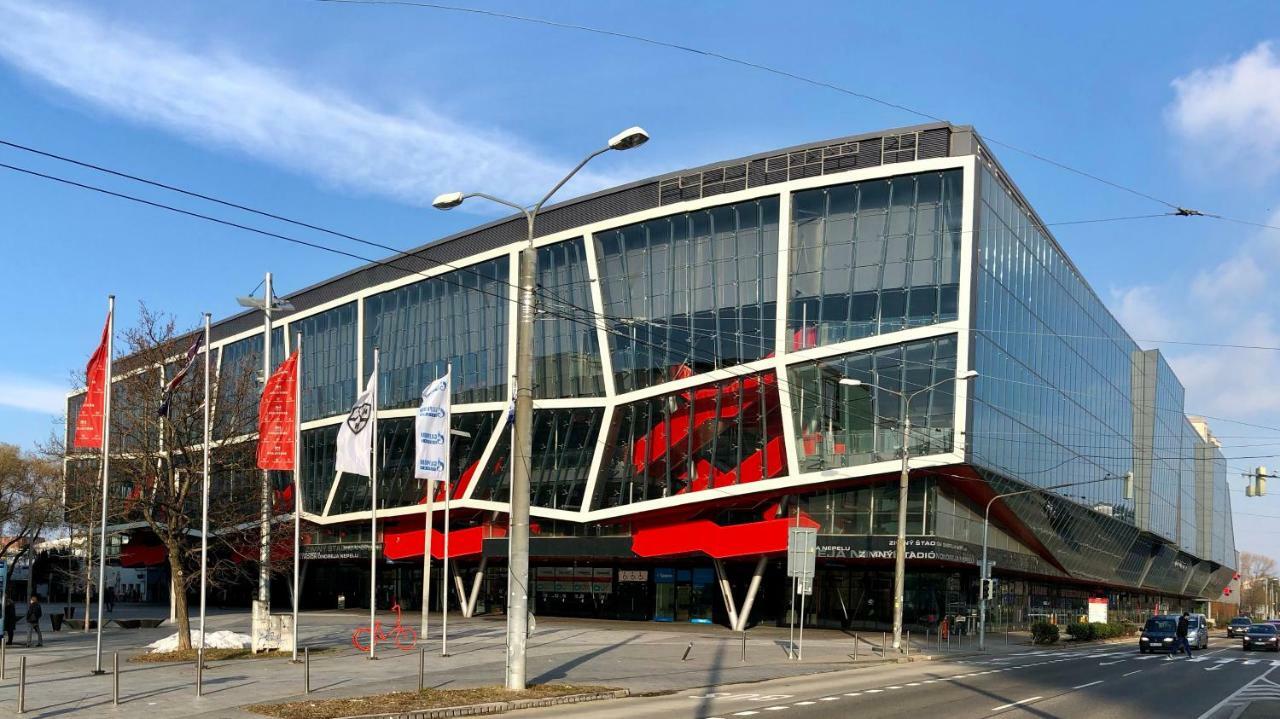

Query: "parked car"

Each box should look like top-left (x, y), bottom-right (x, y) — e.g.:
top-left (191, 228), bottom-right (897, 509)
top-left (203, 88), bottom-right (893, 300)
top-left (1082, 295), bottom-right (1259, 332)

top-left (1228, 616), bottom-right (1253, 638)
top-left (1243, 623), bottom-right (1280, 652)
top-left (1187, 613), bottom-right (1209, 649)
top-left (1139, 615), bottom-right (1180, 653)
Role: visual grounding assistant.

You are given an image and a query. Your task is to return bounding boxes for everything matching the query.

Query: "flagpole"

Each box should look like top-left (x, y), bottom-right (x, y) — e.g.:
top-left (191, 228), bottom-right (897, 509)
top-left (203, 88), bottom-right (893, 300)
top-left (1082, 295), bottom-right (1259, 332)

top-left (368, 348), bottom-right (379, 660)
top-left (441, 369), bottom-right (451, 657)
top-left (199, 313), bottom-right (211, 663)
top-left (292, 332), bottom-right (302, 662)
top-left (421, 449), bottom-right (434, 640)
top-left (92, 295), bottom-right (114, 675)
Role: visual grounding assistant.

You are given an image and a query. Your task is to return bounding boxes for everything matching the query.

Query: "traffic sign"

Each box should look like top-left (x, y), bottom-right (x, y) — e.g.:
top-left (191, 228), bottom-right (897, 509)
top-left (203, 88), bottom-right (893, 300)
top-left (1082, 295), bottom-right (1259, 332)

top-left (786, 527), bottom-right (816, 580)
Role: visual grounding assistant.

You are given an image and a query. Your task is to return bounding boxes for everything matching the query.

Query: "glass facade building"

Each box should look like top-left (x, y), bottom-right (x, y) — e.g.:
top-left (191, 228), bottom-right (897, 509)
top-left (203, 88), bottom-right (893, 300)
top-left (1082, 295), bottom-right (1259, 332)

top-left (69, 123), bottom-right (1235, 624)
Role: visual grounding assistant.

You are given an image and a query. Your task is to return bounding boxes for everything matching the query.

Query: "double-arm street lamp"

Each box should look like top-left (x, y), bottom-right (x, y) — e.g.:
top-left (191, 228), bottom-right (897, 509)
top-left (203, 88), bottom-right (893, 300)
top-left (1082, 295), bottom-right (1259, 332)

top-left (432, 126), bottom-right (649, 691)
top-left (976, 472), bottom-right (1133, 650)
top-left (840, 369), bottom-right (978, 652)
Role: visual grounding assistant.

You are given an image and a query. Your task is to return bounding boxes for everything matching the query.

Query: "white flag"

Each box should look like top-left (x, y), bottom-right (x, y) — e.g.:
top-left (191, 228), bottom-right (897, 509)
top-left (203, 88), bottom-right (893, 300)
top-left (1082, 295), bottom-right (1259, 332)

top-left (415, 370), bottom-right (450, 482)
top-left (336, 372), bottom-right (376, 477)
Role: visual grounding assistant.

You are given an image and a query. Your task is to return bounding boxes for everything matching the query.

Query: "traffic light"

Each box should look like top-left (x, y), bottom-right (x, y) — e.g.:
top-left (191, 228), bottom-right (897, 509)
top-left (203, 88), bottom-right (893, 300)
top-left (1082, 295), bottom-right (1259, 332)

top-left (1248, 467), bottom-right (1269, 497)
top-left (981, 578), bottom-right (996, 601)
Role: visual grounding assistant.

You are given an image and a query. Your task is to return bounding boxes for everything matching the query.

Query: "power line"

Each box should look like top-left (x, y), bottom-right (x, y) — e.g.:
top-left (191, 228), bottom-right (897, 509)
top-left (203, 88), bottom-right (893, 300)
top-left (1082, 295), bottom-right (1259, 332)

top-left (304, 0), bottom-right (1186, 212)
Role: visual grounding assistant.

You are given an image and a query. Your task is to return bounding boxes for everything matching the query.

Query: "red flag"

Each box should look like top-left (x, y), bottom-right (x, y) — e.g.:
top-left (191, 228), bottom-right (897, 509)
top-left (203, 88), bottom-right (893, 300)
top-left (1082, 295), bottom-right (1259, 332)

top-left (74, 314), bottom-right (111, 448)
top-left (257, 351), bottom-right (299, 470)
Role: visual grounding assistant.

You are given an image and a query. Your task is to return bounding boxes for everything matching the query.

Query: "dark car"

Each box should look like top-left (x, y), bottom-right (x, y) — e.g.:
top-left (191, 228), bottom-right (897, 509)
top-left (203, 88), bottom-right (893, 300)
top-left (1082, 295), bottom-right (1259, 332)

top-left (1140, 615), bottom-right (1180, 653)
top-left (1228, 617), bottom-right (1253, 638)
top-left (1243, 623), bottom-right (1280, 652)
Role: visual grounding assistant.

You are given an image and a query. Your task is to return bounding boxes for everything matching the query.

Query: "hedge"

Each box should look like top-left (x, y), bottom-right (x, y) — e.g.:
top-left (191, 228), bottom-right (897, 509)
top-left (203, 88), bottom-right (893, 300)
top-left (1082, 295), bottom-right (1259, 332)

top-left (1031, 621), bottom-right (1060, 644)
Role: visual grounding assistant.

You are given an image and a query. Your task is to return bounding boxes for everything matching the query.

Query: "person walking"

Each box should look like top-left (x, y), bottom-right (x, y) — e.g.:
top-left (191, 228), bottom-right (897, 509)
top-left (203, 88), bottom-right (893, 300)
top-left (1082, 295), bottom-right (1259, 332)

top-left (105, 586), bottom-right (115, 613)
top-left (3, 597), bottom-right (16, 646)
top-left (25, 595), bottom-right (43, 647)
top-left (1172, 611), bottom-right (1192, 659)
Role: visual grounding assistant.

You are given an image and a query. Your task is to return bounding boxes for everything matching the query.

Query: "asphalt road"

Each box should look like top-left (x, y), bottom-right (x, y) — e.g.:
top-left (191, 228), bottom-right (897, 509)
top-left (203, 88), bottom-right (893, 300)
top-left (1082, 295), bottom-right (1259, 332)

top-left (514, 635), bottom-right (1280, 719)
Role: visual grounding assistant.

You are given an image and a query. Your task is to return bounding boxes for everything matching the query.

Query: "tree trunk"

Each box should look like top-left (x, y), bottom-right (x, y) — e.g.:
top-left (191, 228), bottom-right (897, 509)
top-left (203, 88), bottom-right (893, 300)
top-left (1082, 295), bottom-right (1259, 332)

top-left (168, 547), bottom-right (191, 650)
top-left (83, 518), bottom-right (93, 634)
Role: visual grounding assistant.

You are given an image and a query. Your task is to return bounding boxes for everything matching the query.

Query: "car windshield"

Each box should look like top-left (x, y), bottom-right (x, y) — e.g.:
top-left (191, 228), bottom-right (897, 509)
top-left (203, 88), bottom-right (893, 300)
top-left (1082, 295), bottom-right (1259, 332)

top-left (1188, 618), bottom-right (1200, 627)
top-left (1145, 618), bottom-right (1176, 632)
top-left (1249, 624), bottom-right (1277, 634)
top-left (1233, 618), bottom-right (1252, 625)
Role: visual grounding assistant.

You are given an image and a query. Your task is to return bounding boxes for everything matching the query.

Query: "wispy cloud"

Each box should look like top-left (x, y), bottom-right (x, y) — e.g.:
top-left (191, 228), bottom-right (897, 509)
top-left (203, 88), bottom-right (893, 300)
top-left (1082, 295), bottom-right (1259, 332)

top-left (0, 3), bottom-right (623, 206)
top-left (1167, 41), bottom-right (1280, 181)
top-left (0, 375), bottom-right (66, 415)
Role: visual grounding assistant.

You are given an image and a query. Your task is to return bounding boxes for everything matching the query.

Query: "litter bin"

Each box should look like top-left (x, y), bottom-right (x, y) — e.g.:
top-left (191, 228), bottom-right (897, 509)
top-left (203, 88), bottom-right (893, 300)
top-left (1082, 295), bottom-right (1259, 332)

top-left (337, 594), bottom-right (346, 610)
top-left (50, 613), bottom-right (64, 632)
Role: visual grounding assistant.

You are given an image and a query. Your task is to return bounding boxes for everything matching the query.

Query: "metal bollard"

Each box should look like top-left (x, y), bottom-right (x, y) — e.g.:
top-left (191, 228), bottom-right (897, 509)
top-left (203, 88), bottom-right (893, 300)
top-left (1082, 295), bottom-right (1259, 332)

top-left (196, 647), bottom-right (203, 697)
top-left (681, 642), bottom-right (693, 661)
top-left (741, 631), bottom-right (747, 663)
top-left (18, 656), bottom-right (26, 714)
top-left (905, 631), bottom-right (910, 658)
top-left (1, 637), bottom-right (6, 680)
top-left (113, 652), bottom-right (119, 706)
top-left (418, 647), bottom-right (425, 692)
top-left (304, 647), bottom-right (311, 695)
top-left (853, 632), bottom-right (858, 660)
top-left (1005, 627), bottom-right (1009, 645)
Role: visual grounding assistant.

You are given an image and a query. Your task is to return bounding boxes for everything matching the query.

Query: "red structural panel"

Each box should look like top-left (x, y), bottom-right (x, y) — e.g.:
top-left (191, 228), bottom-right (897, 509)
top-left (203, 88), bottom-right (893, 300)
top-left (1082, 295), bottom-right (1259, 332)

top-left (118, 542), bottom-right (166, 568)
top-left (632, 514), bottom-right (819, 559)
top-left (381, 523), bottom-right (503, 561)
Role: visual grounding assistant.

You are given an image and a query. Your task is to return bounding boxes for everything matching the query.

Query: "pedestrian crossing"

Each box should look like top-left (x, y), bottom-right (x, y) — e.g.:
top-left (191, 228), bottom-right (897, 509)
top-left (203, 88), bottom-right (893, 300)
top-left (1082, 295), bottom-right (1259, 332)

top-left (952, 650), bottom-right (1280, 671)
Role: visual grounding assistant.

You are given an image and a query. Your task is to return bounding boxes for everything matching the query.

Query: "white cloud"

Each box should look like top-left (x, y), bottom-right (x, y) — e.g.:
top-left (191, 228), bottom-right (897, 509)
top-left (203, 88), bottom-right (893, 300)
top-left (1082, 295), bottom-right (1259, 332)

top-left (1168, 42), bottom-right (1280, 180)
top-left (0, 375), bottom-right (66, 415)
top-left (0, 3), bottom-right (622, 206)
top-left (1108, 285), bottom-right (1178, 341)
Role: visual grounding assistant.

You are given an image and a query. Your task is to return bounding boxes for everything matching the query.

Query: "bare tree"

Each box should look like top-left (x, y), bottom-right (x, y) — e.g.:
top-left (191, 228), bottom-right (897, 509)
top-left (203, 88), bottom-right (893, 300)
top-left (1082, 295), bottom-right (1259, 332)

top-left (1239, 551), bottom-right (1277, 616)
top-left (62, 304), bottom-right (286, 650)
top-left (0, 444), bottom-right (61, 587)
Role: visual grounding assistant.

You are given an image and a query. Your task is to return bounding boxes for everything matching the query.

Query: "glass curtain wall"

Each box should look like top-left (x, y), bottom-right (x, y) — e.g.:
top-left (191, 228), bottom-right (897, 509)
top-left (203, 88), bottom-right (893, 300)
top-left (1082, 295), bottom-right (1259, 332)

top-left (790, 170), bottom-right (962, 347)
top-left (595, 197), bottom-right (779, 393)
top-left (788, 335), bottom-right (957, 473)
top-left (217, 329), bottom-right (283, 437)
top-left (535, 237), bottom-right (605, 398)
top-left (473, 408), bottom-right (604, 511)
top-left (295, 302), bottom-right (358, 422)
top-left (363, 257), bottom-right (509, 407)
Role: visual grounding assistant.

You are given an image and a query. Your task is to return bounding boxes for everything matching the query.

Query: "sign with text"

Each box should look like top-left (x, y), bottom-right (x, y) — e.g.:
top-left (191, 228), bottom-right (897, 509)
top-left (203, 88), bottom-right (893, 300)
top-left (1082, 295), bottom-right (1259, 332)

top-left (786, 527), bottom-right (817, 580)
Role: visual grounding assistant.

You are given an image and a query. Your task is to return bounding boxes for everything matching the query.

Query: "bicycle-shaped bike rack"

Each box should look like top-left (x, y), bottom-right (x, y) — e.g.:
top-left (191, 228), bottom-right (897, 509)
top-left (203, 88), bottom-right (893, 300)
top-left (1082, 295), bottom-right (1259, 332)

top-left (351, 602), bottom-right (418, 651)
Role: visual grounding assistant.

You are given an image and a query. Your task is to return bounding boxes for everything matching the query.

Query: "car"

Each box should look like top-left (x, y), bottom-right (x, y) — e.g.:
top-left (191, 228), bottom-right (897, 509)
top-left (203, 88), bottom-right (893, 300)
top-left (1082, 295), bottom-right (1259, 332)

top-left (1140, 615), bottom-right (1180, 653)
top-left (1228, 616), bottom-right (1253, 638)
top-left (1187, 613), bottom-right (1210, 649)
top-left (1243, 623), bottom-right (1280, 652)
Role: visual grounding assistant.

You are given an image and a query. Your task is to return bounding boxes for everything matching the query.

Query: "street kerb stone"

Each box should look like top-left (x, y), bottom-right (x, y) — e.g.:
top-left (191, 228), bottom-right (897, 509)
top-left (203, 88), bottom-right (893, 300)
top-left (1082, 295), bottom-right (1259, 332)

top-left (330, 690), bottom-right (629, 719)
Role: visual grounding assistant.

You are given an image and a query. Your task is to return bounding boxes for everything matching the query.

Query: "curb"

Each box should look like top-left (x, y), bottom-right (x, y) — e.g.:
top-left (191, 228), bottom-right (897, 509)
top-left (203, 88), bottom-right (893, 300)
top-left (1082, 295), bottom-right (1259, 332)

top-left (333, 689), bottom-right (630, 719)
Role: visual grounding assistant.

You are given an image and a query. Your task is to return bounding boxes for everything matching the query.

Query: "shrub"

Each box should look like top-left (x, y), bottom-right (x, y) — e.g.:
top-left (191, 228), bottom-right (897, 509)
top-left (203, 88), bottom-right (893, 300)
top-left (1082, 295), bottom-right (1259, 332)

top-left (1031, 621), bottom-right (1060, 644)
top-left (1066, 622), bottom-right (1094, 641)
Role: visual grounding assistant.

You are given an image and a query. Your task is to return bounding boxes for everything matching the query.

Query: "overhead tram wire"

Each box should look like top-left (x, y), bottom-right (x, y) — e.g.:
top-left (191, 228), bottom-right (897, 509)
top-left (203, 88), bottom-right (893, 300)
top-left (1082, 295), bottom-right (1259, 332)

top-left (5, 157), bottom-right (1275, 452)
top-left (305, 0), bottom-right (1187, 214)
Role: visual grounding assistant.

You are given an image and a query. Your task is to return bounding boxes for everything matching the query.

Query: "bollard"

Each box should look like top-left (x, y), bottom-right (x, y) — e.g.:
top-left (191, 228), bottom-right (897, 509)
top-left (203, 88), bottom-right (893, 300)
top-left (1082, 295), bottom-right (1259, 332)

top-left (741, 631), bottom-right (747, 663)
top-left (418, 647), bottom-right (425, 692)
top-left (18, 655), bottom-right (26, 714)
top-left (681, 642), bottom-right (693, 661)
top-left (304, 647), bottom-right (311, 695)
top-left (1, 636), bottom-right (6, 680)
top-left (853, 632), bottom-right (858, 660)
top-left (113, 652), bottom-right (119, 706)
top-left (196, 647), bottom-right (203, 697)
top-left (882, 632), bottom-right (887, 655)
top-left (1005, 626), bottom-right (1010, 645)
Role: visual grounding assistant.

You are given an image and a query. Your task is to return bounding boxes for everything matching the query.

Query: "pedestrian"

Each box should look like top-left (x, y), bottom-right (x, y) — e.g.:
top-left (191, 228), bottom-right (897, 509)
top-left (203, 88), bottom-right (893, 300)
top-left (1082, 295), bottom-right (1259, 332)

top-left (25, 595), bottom-right (43, 647)
top-left (3, 596), bottom-right (16, 646)
top-left (1172, 611), bottom-right (1192, 659)
top-left (106, 586), bottom-right (116, 612)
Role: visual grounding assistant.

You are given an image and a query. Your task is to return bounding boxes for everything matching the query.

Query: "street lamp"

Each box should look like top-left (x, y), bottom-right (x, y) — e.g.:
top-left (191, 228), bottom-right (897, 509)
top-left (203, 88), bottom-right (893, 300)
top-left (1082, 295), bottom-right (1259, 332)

top-left (840, 369), bottom-right (978, 652)
top-left (433, 125), bottom-right (649, 691)
top-left (236, 273), bottom-right (294, 618)
top-left (976, 472), bottom-right (1134, 651)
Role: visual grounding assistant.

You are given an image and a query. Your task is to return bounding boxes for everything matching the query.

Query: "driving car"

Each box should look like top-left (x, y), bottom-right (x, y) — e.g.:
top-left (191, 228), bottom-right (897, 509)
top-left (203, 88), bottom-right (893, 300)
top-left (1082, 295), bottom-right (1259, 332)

top-left (1187, 613), bottom-right (1209, 649)
top-left (1139, 615), bottom-right (1180, 653)
top-left (1228, 616), bottom-right (1253, 638)
top-left (1243, 623), bottom-right (1280, 652)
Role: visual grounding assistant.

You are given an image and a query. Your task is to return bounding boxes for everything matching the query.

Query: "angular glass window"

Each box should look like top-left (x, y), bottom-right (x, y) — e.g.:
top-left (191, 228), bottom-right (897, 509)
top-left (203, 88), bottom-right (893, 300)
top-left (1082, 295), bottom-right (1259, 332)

top-left (534, 238), bottom-right (604, 398)
top-left (472, 408), bottom-right (603, 511)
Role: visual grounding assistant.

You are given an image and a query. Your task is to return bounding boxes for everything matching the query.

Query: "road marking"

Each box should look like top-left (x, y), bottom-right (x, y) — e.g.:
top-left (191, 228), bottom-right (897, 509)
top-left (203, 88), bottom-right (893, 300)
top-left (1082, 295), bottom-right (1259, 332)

top-left (1123, 670), bottom-right (1142, 677)
top-left (793, 701), bottom-right (815, 706)
top-left (887, 685), bottom-right (903, 689)
top-left (1074, 681), bottom-right (1104, 689)
top-left (763, 707), bottom-right (789, 712)
top-left (819, 697), bottom-right (839, 701)
top-left (906, 682), bottom-right (921, 686)
top-left (864, 689), bottom-right (883, 693)
top-left (732, 713), bottom-right (759, 717)
top-left (844, 693), bottom-right (861, 697)
top-left (1195, 665), bottom-right (1280, 719)
top-left (991, 697), bottom-right (1042, 711)
top-left (1099, 660), bottom-right (1125, 666)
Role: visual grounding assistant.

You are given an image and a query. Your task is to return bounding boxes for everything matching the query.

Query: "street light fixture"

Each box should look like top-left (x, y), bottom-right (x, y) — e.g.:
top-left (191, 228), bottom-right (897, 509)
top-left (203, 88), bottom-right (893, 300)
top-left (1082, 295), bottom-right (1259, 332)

top-left (433, 126), bottom-right (649, 691)
top-left (838, 369), bottom-right (978, 652)
top-left (976, 472), bottom-right (1134, 651)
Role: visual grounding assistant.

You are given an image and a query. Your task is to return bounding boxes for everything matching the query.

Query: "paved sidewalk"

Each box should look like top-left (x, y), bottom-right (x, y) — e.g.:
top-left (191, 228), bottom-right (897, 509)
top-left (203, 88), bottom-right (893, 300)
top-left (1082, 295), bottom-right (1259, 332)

top-left (0, 605), bottom-right (1025, 718)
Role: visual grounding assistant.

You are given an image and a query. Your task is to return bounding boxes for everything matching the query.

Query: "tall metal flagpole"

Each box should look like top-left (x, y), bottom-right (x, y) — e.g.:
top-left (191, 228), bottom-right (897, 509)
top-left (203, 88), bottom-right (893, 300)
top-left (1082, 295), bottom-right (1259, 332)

top-left (420, 458), bottom-right (434, 640)
top-left (368, 348), bottom-right (379, 660)
top-left (292, 333), bottom-right (302, 662)
top-left (441, 459), bottom-right (450, 657)
top-left (92, 295), bottom-right (114, 675)
top-left (199, 313), bottom-right (212, 659)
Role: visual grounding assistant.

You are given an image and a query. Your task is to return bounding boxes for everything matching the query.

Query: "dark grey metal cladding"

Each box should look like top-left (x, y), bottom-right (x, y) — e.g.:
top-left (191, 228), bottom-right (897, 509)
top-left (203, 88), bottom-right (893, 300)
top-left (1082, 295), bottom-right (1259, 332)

top-left (198, 123), bottom-right (956, 345)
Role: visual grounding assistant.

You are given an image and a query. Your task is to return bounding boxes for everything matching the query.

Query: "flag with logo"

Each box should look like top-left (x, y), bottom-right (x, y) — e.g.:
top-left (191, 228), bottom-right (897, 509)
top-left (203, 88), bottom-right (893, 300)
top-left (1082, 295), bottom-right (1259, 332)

top-left (256, 351), bottom-right (299, 470)
top-left (336, 370), bottom-right (377, 477)
top-left (414, 369), bottom-right (450, 483)
top-left (74, 313), bottom-right (111, 448)
top-left (158, 334), bottom-right (203, 417)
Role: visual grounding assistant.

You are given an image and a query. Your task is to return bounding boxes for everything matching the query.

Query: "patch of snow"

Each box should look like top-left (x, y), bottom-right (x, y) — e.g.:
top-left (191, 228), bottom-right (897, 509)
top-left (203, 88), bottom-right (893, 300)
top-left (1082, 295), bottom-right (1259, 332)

top-left (146, 630), bottom-right (251, 653)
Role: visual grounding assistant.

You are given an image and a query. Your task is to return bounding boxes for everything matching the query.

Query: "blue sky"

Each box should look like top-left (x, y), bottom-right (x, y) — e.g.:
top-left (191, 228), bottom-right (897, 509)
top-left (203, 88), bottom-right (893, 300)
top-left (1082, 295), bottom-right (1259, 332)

top-left (1, 1), bottom-right (1279, 558)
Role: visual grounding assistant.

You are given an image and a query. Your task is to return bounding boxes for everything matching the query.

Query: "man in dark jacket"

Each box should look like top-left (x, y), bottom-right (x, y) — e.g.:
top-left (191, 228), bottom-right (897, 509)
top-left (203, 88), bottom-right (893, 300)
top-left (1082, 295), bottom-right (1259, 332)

top-left (25, 595), bottom-right (42, 647)
top-left (3, 597), bottom-right (16, 645)
top-left (1173, 612), bottom-right (1192, 659)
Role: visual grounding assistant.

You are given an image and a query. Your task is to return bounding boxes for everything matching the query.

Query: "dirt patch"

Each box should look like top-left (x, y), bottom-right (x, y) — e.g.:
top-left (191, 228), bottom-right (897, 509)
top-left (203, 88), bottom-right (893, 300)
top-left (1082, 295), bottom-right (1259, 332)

top-left (246, 684), bottom-right (615, 719)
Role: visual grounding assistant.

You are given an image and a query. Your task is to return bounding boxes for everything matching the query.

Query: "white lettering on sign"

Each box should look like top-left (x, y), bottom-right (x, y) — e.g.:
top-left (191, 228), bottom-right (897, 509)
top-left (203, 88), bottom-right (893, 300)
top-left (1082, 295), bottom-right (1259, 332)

top-left (618, 570), bottom-right (648, 582)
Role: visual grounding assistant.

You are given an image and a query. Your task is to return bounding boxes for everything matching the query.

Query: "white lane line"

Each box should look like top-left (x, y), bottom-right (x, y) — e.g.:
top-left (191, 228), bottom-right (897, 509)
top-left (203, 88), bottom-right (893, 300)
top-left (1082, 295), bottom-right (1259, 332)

top-left (819, 697), bottom-right (839, 701)
top-left (1123, 670), bottom-right (1142, 677)
top-left (844, 692), bottom-right (862, 696)
top-left (887, 685), bottom-right (903, 689)
top-left (991, 697), bottom-right (1042, 711)
top-left (1196, 665), bottom-right (1280, 719)
top-left (1099, 660), bottom-right (1125, 666)
top-left (864, 689), bottom-right (883, 693)
top-left (906, 682), bottom-right (921, 686)
top-left (763, 707), bottom-right (789, 711)
top-left (732, 713), bottom-right (759, 717)
top-left (793, 701), bottom-right (815, 706)
top-left (1074, 680), bottom-right (1104, 689)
